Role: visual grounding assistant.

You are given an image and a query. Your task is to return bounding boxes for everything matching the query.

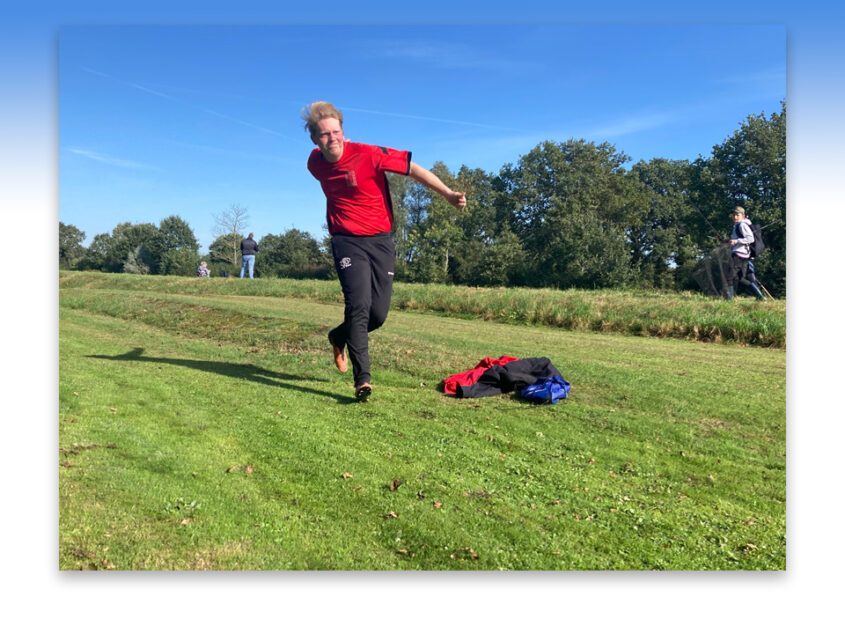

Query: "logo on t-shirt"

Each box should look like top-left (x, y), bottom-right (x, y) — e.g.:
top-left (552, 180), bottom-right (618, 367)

top-left (339, 257), bottom-right (352, 270)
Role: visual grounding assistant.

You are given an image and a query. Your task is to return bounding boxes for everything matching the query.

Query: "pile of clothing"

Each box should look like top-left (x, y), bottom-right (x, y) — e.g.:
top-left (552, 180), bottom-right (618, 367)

top-left (443, 355), bottom-right (570, 404)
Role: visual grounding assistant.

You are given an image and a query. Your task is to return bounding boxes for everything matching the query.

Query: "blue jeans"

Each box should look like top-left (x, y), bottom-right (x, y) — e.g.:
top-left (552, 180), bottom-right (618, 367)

top-left (240, 254), bottom-right (255, 278)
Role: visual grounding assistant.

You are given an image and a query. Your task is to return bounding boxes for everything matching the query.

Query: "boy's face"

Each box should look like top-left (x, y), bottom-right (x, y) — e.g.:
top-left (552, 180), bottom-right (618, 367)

top-left (732, 212), bottom-right (744, 222)
top-left (313, 117), bottom-right (345, 162)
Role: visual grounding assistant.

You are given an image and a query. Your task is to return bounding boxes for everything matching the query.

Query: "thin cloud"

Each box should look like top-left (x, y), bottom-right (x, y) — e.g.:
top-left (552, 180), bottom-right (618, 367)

top-left (126, 81), bottom-right (183, 103)
top-left (579, 111), bottom-right (683, 139)
top-left (202, 108), bottom-right (288, 138)
top-left (371, 38), bottom-right (523, 73)
top-left (717, 65), bottom-right (785, 90)
top-left (82, 66), bottom-right (290, 139)
top-left (160, 138), bottom-right (291, 164)
top-left (67, 148), bottom-right (158, 170)
top-left (340, 105), bottom-right (527, 133)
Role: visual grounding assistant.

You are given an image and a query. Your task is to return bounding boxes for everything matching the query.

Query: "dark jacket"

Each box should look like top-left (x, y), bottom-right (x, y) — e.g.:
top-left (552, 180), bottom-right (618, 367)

top-left (457, 357), bottom-right (562, 398)
top-left (240, 238), bottom-right (258, 255)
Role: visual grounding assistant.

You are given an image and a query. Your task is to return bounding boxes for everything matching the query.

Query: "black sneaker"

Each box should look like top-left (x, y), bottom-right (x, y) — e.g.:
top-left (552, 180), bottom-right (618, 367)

top-left (355, 384), bottom-right (372, 402)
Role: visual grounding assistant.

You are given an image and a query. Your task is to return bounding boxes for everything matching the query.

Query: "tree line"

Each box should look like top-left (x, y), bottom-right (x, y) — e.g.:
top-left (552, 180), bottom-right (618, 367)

top-left (60, 103), bottom-right (785, 297)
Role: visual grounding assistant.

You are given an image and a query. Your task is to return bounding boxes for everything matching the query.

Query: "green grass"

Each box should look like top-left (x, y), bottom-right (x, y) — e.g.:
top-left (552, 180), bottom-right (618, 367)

top-left (59, 272), bottom-right (785, 570)
top-left (60, 271), bottom-right (785, 347)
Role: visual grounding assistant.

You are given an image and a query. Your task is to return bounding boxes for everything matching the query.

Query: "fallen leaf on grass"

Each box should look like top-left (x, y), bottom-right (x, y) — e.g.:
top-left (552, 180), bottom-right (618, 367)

top-left (245, 464), bottom-right (253, 475)
top-left (61, 462), bottom-right (72, 468)
top-left (341, 472), bottom-right (353, 479)
top-left (384, 511), bottom-right (398, 519)
top-left (417, 490), bottom-right (425, 499)
top-left (450, 547), bottom-right (478, 560)
top-left (389, 479), bottom-right (401, 491)
top-left (226, 465), bottom-right (241, 473)
top-left (180, 518), bottom-right (191, 525)
top-left (433, 501), bottom-right (442, 509)
top-left (351, 485), bottom-right (363, 491)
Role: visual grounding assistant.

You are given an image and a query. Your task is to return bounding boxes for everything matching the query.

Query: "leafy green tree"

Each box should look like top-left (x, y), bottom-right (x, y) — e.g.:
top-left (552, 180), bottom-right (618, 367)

top-left (209, 232), bottom-right (244, 275)
top-left (260, 228), bottom-right (331, 279)
top-left (402, 162), bottom-right (470, 283)
top-left (59, 222), bottom-right (86, 269)
top-left (689, 102), bottom-right (785, 296)
top-left (123, 245), bottom-right (151, 274)
top-left (158, 249), bottom-right (201, 276)
top-left (718, 103), bottom-right (785, 295)
top-left (498, 139), bottom-right (634, 288)
top-left (385, 172), bottom-right (413, 279)
top-left (446, 166), bottom-right (523, 287)
top-left (392, 172), bottom-right (432, 281)
top-left (83, 222), bottom-right (157, 273)
top-left (76, 232), bottom-right (113, 271)
top-left (153, 215), bottom-right (200, 275)
top-left (628, 159), bottom-right (702, 289)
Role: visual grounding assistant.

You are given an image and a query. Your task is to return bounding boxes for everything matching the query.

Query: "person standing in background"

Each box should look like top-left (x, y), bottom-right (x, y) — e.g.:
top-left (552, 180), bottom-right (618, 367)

top-left (240, 233), bottom-right (259, 279)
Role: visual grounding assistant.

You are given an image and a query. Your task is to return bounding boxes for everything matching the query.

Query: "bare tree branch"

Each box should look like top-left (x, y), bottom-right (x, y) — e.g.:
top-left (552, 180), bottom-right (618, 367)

top-left (211, 204), bottom-right (249, 267)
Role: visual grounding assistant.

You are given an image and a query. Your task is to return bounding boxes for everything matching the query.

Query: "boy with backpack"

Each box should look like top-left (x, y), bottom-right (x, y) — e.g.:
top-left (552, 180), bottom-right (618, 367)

top-left (727, 206), bottom-right (766, 301)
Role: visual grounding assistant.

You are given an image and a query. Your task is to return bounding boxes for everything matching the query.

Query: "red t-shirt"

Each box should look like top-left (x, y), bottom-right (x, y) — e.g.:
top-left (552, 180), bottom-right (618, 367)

top-left (307, 141), bottom-right (412, 236)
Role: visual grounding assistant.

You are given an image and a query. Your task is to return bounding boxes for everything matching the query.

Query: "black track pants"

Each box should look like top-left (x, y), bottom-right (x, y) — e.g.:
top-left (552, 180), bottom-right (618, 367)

top-left (330, 233), bottom-right (395, 387)
top-left (731, 255), bottom-right (754, 290)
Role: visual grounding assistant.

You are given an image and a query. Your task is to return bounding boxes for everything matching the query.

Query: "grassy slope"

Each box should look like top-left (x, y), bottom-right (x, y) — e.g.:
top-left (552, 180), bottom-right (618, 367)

top-left (59, 274), bottom-right (786, 570)
top-left (59, 271), bottom-right (786, 347)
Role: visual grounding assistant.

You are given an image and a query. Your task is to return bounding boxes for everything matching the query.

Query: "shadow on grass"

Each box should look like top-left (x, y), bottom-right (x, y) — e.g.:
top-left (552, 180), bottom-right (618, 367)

top-left (88, 347), bottom-right (356, 404)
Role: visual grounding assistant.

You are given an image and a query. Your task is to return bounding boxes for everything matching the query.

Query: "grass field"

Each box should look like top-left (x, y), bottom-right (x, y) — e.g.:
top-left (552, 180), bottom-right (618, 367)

top-left (59, 271), bottom-right (786, 570)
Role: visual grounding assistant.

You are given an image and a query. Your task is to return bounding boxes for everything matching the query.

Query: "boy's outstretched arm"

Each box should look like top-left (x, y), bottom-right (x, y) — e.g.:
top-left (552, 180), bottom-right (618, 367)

top-left (408, 162), bottom-right (467, 209)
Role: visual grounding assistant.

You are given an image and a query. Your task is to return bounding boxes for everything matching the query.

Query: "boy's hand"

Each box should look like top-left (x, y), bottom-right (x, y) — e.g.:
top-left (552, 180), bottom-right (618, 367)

top-left (447, 191), bottom-right (467, 209)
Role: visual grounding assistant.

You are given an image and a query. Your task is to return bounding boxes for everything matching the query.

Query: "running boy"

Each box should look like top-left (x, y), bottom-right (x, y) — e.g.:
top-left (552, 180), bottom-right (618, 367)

top-left (303, 101), bottom-right (466, 401)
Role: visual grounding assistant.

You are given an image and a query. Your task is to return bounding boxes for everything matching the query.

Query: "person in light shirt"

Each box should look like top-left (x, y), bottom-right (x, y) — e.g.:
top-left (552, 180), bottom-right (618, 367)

top-left (727, 206), bottom-right (765, 301)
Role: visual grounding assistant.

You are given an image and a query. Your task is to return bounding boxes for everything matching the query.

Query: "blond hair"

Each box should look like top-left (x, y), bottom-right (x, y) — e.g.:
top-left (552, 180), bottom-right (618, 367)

top-left (302, 101), bottom-right (344, 138)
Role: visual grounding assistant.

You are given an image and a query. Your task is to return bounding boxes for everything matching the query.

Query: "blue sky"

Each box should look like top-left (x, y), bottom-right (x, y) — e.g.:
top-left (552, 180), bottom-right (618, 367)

top-left (58, 24), bottom-right (784, 250)
top-left (4, 1), bottom-right (845, 631)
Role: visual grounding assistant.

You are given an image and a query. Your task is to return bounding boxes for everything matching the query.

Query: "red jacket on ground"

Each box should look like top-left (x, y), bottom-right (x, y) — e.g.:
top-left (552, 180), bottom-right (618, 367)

top-left (442, 355), bottom-right (520, 395)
